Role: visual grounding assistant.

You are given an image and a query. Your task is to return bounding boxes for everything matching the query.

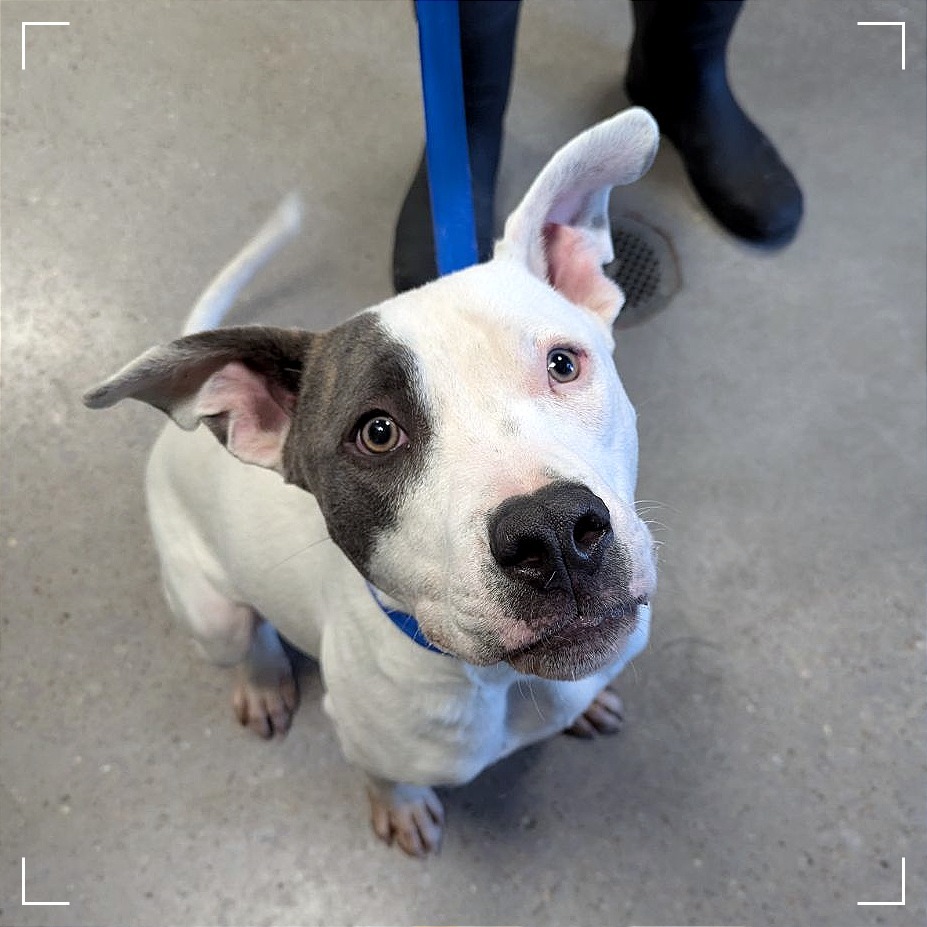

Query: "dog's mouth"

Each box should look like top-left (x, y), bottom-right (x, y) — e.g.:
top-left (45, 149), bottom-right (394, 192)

top-left (503, 604), bottom-right (643, 680)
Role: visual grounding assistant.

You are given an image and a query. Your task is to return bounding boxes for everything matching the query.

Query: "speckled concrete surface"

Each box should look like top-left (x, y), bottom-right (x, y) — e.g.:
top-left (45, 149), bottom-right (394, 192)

top-left (1, 2), bottom-right (924, 925)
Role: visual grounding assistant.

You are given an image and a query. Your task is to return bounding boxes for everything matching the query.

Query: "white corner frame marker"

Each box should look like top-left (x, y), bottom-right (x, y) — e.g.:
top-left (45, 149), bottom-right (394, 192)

top-left (857, 21), bottom-right (906, 70)
top-left (858, 857), bottom-right (906, 906)
top-left (21, 21), bottom-right (70, 70)
top-left (21, 857), bottom-right (70, 906)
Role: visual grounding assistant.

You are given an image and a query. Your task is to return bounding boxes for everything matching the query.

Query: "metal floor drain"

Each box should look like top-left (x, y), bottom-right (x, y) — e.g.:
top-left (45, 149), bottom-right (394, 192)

top-left (605, 214), bottom-right (681, 329)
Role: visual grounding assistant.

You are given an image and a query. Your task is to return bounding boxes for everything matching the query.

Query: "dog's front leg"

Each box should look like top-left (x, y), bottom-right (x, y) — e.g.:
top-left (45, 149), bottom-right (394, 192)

top-left (365, 775), bottom-right (444, 857)
top-left (229, 615), bottom-right (299, 739)
top-left (564, 684), bottom-right (626, 738)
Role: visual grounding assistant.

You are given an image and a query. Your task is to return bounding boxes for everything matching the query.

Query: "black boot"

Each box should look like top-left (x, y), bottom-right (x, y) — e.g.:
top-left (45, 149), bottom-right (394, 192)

top-left (625, 0), bottom-right (803, 246)
top-left (392, 0), bottom-right (521, 293)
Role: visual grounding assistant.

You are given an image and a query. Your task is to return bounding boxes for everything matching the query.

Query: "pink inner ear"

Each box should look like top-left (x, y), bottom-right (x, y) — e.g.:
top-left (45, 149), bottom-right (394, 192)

top-left (195, 361), bottom-right (293, 469)
top-left (543, 223), bottom-right (625, 322)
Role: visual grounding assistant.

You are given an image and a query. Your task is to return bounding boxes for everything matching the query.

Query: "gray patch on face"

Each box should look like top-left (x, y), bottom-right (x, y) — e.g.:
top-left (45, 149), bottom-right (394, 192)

top-left (282, 312), bottom-right (433, 574)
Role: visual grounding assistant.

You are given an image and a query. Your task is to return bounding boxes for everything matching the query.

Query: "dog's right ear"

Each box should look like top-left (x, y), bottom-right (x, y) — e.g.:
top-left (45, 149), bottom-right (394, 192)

top-left (496, 107), bottom-right (659, 327)
top-left (83, 326), bottom-right (312, 471)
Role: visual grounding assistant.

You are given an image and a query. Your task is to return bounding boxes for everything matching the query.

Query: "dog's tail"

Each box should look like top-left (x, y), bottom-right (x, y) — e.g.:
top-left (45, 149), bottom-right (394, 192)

top-left (181, 192), bottom-right (304, 336)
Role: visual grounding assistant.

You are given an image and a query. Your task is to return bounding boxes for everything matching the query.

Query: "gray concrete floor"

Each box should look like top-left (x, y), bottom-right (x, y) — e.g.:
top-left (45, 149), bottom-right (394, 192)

top-left (1, 1), bottom-right (925, 925)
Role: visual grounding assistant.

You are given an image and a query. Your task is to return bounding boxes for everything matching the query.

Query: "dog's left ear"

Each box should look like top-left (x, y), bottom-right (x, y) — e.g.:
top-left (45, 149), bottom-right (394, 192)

top-left (83, 326), bottom-right (312, 471)
top-left (496, 107), bottom-right (659, 326)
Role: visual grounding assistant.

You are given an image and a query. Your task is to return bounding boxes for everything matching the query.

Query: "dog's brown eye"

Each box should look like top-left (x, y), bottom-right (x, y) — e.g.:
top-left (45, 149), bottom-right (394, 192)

top-left (357, 415), bottom-right (402, 454)
top-left (547, 348), bottom-right (580, 383)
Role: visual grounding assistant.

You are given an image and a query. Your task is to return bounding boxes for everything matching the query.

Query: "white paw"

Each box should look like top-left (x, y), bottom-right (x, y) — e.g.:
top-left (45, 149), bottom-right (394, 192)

top-left (565, 685), bottom-right (625, 738)
top-left (367, 781), bottom-right (445, 857)
top-left (232, 671), bottom-right (298, 739)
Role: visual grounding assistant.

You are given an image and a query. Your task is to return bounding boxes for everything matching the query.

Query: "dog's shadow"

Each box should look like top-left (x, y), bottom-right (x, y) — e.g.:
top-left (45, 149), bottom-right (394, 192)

top-left (439, 743), bottom-right (545, 840)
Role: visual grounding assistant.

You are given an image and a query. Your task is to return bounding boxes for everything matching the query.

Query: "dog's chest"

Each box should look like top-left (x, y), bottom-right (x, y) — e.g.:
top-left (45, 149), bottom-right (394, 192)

top-left (321, 618), bottom-right (613, 787)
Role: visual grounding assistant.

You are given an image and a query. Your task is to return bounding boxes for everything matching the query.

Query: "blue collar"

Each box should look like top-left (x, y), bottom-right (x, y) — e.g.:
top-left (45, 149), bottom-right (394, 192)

top-left (366, 582), bottom-right (447, 655)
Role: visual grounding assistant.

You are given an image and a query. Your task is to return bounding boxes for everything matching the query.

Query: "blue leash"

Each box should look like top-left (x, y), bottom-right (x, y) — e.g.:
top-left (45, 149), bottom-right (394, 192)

top-left (414, 0), bottom-right (479, 275)
top-left (366, 582), bottom-right (447, 655)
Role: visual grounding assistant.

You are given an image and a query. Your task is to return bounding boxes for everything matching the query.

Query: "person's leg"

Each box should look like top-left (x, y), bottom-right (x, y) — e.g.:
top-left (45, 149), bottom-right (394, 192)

top-left (393, 0), bottom-right (521, 293)
top-left (625, 0), bottom-right (803, 246)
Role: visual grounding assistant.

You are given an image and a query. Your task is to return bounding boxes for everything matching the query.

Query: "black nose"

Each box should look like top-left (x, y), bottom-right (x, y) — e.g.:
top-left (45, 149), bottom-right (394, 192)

top-left (488, 482), bottom-right (614, 592)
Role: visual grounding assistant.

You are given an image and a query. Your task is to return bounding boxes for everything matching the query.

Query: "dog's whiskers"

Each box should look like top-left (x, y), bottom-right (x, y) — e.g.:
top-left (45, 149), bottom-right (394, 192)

top-left (517, 676), bottom-right (545, 722)
top-left (635, 498), bottom-right (682, 517)
top-left (266, 534), bottom-right (333, 573)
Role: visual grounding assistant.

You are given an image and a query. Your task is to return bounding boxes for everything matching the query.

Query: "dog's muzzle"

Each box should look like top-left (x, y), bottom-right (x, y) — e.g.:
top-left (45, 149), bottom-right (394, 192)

top-left (486, 480), bottom-right (650, 678)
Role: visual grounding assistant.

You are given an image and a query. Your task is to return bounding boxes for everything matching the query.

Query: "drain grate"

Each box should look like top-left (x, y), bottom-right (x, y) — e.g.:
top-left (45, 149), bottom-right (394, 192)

top-left (605, 214), bottom-right (681, 329)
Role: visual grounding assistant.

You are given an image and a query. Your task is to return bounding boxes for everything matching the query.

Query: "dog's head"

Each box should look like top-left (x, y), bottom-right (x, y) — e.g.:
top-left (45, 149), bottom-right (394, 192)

top-left (85, 108), bottom-right (659, 680)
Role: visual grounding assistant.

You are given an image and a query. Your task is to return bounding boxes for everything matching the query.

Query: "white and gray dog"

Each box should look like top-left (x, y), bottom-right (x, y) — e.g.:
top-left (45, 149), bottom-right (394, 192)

top-left (85, 107), bottom-right (660, 856)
